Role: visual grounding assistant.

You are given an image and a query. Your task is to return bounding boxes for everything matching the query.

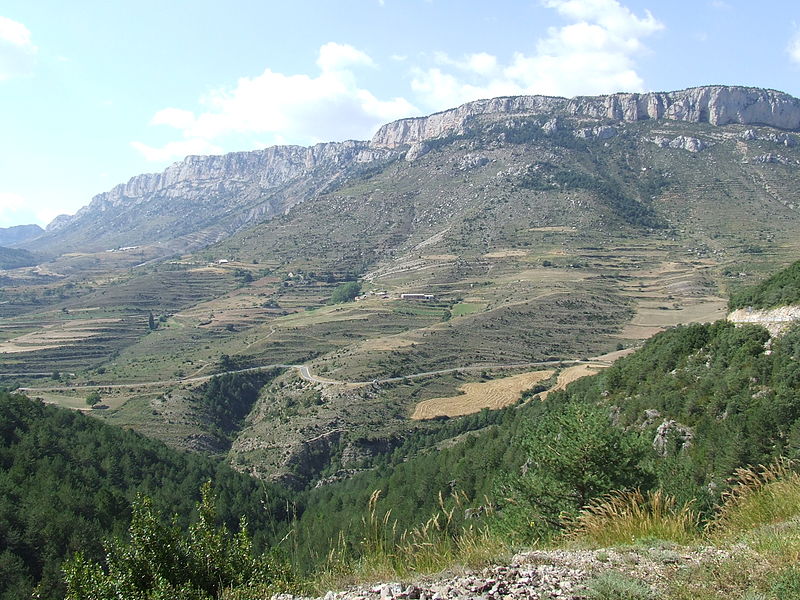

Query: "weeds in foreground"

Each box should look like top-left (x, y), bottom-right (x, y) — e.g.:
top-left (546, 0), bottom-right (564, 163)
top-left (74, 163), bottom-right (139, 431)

top-left (310, 490), bottom-right (508, 593)
top-left (584, 571), bottom-right (654, 600)
top-left (564, 489), bottom-right (700, 547)
top-left (707, 458), bottom-right (800, 541)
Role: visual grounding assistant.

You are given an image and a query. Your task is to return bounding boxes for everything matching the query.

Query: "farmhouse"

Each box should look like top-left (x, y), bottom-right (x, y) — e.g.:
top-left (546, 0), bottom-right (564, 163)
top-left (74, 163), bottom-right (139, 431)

top-left (400, 293), bottom-right (435, 300)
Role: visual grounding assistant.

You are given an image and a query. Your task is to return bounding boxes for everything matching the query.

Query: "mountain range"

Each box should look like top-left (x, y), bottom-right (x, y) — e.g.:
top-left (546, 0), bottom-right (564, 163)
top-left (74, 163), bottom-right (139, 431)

top-left (3, 84), bottom-right (800, 489)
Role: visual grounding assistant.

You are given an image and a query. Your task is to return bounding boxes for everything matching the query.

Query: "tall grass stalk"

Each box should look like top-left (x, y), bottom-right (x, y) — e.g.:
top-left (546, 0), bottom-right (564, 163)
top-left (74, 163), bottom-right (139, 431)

top-left (310, 490), bottom-right (508, 593)
top-left (564, 489), bottom-right (700, 547)
top-left (708, 458), bottom-right (800, 541)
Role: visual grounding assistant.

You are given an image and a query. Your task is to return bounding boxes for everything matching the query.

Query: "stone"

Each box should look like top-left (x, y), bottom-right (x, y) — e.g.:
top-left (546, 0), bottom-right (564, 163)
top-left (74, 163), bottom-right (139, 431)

top-left (370, 86), bottom-right (800, 149)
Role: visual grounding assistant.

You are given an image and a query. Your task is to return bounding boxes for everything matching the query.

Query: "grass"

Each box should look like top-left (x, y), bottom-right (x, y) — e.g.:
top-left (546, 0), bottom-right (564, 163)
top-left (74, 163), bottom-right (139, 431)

top-left (584, 571), bottom-right (655, 600)
top-left (451, 302), bottom-right (483, 317)
top-left (707, 459), bottom-right (800, 541)
top-left (564, 489), bottom-right (701, 547)
top-left (308, 490), bottom-right (509, 594)
top-left (305, 460), bottom-right (800, 600)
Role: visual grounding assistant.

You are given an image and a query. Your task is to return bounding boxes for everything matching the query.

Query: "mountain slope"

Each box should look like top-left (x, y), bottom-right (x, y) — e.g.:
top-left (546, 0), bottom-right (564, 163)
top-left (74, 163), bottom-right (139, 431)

top-left (6, 85), bottom-right (800, 489)
top-left (26, 85), bottom-right (800, 259)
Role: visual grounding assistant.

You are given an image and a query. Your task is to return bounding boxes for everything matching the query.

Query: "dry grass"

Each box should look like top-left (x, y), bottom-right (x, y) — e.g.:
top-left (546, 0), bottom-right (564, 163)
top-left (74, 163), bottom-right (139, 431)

top-left (539, 364), bottom-right (602, 400)
top-left (411, 370), bottom-right (554, 419)
top-left (564, 489), bottom-right (700, 547)
top-left (312, 490), bottom-right (508, 594)
top-left (484, 249), bottom-right (529, 258)
top-left (707, 458), bottom-right (800, 541)
top-left (0, 319), bottom-right (123, 353)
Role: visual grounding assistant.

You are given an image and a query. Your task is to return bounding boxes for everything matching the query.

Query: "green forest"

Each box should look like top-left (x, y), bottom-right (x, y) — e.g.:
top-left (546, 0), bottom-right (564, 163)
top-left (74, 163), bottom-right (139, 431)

top-left (5, 260), bottom-right (800, 598)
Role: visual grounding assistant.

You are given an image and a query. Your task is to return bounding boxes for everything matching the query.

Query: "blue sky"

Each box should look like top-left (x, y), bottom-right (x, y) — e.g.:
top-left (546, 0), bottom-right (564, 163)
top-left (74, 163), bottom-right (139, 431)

top-left (1, 0), bottom-right (799, 228)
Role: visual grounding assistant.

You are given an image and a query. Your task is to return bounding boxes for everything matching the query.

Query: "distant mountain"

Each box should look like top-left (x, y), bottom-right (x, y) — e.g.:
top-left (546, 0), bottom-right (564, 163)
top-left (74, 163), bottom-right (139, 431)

top-left (0, 223), bottom-right (43, 246)
top-left (10, 84), bottom-right (800, 490)
top-left (24, 85), bottom-right (800, 257)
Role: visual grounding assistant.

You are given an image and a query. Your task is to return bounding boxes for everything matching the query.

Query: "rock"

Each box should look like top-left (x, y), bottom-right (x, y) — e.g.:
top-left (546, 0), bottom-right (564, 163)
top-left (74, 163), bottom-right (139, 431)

top-left (653, 419), bottom-right (694, 456)
top-left (754, 153), bottom-right (788, 164)
top-left (668, 136), bottom-right (708, 152)
top-left (405, 142), bottom-right (430, 162)
top-left (574, 125), bottom-right (617, 140)
top-left (728, 304), bottom-right (800, 336)
top-left (740, 129), bottom-right (757, 141)
top-left (370, 86), bottom-right (800, 149)
top-left (457, 154), bottom-right (490, 170)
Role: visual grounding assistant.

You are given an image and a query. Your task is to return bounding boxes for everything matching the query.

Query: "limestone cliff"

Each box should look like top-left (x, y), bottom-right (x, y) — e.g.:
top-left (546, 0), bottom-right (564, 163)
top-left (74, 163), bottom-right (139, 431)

top-left (370, 86), bottom-right (800, 148)
top-left (37, 85), bottom-right (800, 253)
top-left (66, 141), bottom-right (375, 225)
top-left (728, 305), bottom-right (800, 336)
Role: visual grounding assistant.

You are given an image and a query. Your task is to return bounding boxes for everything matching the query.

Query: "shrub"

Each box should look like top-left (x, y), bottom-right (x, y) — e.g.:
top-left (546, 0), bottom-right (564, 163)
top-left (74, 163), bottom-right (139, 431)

top-left (585, 571), bottom-right (654, 600)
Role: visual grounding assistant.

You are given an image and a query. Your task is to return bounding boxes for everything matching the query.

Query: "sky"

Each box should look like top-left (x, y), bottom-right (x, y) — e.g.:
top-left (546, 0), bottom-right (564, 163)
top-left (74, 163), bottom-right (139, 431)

top-left (1, 0), bottom-right (800, 228)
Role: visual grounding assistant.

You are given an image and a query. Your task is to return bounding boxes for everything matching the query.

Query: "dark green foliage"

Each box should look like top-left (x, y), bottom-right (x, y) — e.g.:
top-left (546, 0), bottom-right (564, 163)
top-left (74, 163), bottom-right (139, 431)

top-left (0, 246), bottom-right (39, 269)
top-left (329, 281), bottom-right (361, 304)
top-left (494, 402), bottom-right (650, 539)
top-left (85, 391), bottom-right (101, 406)
top-left (517, 163), bottom-right (662, 228)
top-left (63, 483), bottom-right (293, 600)
top-left (729, 259), bottom-right (800, 310)
top-left (554, 320), bottom-right (800, 511)
top-left (194, 370), bottom-right (281, 438)
top-left (0, 392), bottom-right (292, 600)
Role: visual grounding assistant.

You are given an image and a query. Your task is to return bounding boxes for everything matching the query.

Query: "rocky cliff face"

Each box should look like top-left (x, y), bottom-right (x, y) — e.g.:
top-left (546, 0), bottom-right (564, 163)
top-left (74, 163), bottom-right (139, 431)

top-left (370, 86), bottom-right (800, 148)
top-left (728, 305), bottom-right (800, 336)
top-left (39, 85), bottom-right (800, 251)
top-left (55, 141), bottom-right (377, 229)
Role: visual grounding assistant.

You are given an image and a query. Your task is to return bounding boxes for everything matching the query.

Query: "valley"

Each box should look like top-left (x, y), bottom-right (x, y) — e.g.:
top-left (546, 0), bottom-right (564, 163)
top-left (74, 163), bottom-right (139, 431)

top-left (2, 86), bottom-right (800, 489)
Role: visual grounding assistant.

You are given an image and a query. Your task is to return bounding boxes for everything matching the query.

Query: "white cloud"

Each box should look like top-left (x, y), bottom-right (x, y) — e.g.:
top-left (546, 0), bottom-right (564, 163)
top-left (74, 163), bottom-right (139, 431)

top-left (135, 43), bottom-right (418, 162)
top-left (411, 0), bottom-right (664, 110)
top-left (0, 192), bottom-right (28, 226)
top-left (789, 30), bottom-right (800, 65)
top-left (130, 138), bottom-right (223, 162)
top-left (0, 16), bottom-right (37, 81)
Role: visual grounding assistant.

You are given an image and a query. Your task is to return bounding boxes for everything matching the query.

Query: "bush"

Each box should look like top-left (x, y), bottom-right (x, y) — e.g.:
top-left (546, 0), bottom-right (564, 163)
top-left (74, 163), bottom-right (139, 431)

top-left (585, 571), bottom-right (654, 600)
top-left (329, 281), bottom-right (361, 304)
top-left (63, 483), bottom-right (294, 600)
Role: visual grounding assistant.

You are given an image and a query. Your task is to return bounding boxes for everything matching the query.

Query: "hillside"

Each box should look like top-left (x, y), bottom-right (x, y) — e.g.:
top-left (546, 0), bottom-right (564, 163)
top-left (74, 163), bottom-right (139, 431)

top-left (0, 391), bottom-right (293, 600)
top-left (0, 224), bottom-right (43, 247)
top-left (3, 85), bottom-right (800, 489)
top-left (729, 258), bottom-right (800, 310)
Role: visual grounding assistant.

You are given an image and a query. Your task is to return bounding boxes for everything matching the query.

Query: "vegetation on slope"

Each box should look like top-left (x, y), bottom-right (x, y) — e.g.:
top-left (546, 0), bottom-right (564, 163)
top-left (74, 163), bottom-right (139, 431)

top-left (728, 258), bottom-right (800, 310)
top-left (0, 246), bottom-right (39, 269)
top-left (0, 392), bottom-right (293, 600)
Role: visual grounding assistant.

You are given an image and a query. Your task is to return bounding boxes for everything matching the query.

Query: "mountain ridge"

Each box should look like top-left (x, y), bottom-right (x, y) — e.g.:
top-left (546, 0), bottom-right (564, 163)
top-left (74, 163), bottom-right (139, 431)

top-left (35, 84), bottom-right (800, 253)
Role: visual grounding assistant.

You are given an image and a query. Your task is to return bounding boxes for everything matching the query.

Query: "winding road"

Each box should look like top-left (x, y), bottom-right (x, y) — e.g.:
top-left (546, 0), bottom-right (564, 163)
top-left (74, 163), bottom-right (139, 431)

top-left (16, 358), bottom-right (592, 394)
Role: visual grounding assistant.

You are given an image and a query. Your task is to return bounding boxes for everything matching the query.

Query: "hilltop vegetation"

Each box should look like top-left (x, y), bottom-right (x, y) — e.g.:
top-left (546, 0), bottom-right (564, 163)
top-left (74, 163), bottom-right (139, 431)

top-left (0, 392), bottom-right (293, 600)
top-left (729, 258), bottom-right (800, 310)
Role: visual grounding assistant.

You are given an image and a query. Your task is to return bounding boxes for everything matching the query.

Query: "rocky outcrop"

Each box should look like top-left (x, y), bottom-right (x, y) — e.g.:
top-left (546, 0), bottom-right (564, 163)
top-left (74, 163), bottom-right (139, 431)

top-left (370, 86), bottom-right (800, 148)
top-left (69, 141), bottom-right (375, 222)
top-left (728, 305), bottom-right (800, 336)
top-left (647, 135), bottom-right (708, 152)
top-left (273, 547), bottom-right (733, 600)
top-left (653, 419), bottom-right (694, 456)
